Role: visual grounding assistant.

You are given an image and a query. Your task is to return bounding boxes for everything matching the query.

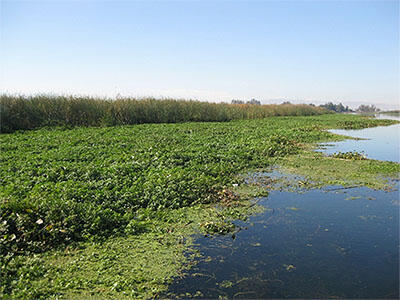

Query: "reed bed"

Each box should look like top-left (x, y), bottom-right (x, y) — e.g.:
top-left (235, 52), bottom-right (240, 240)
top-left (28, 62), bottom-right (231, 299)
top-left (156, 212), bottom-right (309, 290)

top-left (0, 95), bottom-right (328, 132)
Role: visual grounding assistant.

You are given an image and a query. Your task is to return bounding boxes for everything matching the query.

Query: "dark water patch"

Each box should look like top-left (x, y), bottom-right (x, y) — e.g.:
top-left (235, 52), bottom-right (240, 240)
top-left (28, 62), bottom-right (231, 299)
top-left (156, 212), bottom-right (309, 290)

top-left (164, 185), bottom-right (399, 299)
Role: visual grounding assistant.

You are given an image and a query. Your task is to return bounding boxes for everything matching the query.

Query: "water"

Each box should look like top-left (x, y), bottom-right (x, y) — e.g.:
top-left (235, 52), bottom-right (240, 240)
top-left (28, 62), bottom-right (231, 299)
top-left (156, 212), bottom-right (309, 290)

top-left (318, 114), bottom-right (400, 163)
top-left (166, 184), bottom-right (399, 298)
top-left (164, 117), bottom-right (400, 299)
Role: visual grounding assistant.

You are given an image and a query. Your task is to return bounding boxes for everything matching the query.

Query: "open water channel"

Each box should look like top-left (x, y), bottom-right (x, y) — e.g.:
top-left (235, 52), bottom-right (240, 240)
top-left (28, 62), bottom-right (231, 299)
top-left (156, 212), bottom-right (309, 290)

top-left (317, 114), bottom-right (400, 162)
top-left (164, 115), bottom-right (400, 299)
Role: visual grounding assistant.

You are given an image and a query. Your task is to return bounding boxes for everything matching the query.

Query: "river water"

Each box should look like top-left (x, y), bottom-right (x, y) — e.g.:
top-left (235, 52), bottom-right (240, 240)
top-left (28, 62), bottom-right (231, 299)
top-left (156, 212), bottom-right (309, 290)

top-left (318, 114), bottom-right (400, 163)
top-left (164, 115), bottom-right (400, 299)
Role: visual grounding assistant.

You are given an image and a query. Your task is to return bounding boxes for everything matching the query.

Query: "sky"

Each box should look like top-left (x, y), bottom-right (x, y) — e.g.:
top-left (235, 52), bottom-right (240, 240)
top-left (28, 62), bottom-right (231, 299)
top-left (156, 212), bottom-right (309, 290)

top-left (1, 0), bottom-right (399, 109)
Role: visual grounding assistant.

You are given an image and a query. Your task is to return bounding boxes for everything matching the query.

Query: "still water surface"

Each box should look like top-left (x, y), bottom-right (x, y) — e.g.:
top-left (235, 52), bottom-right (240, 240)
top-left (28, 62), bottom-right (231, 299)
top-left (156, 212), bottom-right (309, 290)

top-left (318, 114), bottom-right (400, 162)
top-left (165, 117), bottom-right (400, 298)
top-left (166, 184), bottom-right (399, 298)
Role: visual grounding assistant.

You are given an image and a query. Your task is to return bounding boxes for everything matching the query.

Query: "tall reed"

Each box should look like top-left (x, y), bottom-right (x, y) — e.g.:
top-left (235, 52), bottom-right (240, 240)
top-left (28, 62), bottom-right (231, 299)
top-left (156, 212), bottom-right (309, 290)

top-left (0, 94), bottom-right (329, 132)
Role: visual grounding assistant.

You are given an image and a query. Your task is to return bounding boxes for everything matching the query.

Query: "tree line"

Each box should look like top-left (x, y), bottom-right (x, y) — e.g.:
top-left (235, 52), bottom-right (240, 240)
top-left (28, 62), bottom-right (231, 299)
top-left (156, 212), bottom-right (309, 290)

top-left (232, 99), bottom-right (381, 113)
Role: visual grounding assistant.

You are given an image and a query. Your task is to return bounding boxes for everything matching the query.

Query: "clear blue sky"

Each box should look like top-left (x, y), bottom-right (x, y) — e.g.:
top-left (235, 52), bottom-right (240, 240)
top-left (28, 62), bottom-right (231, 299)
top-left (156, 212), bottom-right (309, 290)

top-left (1, 0), bottom-right (399, 109)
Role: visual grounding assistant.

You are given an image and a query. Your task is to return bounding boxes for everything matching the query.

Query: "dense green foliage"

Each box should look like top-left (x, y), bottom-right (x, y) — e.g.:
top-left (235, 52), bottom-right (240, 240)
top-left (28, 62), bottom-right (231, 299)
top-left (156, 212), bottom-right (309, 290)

top-left (1, 114), bottom-right (395, 255)
top-left (0, 119), bottom-right (292, 255)
top-left (356, 104), bottom-right (380, 113)
top-left (331, 151), bottom-right (367, 160)
top-left (1, 202), bottom-right (262, 299)
top-left (319, 102), bottom-right (352, 113)
top-left (0, 95), bottom-right (328, 132)
top-left (1, 114), bottom-right (398, 299)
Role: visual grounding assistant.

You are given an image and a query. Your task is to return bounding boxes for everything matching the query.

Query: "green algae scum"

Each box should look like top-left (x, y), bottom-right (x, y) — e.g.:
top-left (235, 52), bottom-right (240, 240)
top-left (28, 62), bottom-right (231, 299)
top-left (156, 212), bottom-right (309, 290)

top-left (1, 105), bottom-right (399, 299)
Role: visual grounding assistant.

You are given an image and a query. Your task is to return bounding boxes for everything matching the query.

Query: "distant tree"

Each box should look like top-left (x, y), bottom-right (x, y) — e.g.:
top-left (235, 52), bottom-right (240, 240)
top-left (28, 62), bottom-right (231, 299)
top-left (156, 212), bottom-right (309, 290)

top-left (356, 104), bottom-right (380, 113)
top-left (319, 102), bottom-right (353, 113)
top-left (247, 98), bottom-right (261, 105)
top-left (337, 103), bottom-right (345, 112)
top-left (320, 102), bottom-right (335, 111)
top-left (231, 99), bottom-right (245, 104)
top-left (282, 101), bottom-right (291, 105)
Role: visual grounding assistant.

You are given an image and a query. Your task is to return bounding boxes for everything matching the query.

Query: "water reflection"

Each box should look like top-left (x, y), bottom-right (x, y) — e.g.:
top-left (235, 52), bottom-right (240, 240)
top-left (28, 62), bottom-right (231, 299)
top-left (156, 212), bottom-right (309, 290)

top-left (165, 184), bottom-right (399, 299)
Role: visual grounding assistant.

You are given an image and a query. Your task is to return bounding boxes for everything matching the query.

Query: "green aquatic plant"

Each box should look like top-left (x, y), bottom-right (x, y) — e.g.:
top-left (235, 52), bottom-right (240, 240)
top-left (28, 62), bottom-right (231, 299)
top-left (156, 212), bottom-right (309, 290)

top-left (284, 264), bottom-right (296, 272)
top-left (1, 113), bottom-right (399, 299)
top-left (200, 220), bottom-right (236, 235)
top-left (331, 151), bottom-right (367, 160)
top-left (345, 196), bottom-right (362, 201)
top-left (219, 280), bottom-right (234, 288)
top-left (286, 206), bottom-right (300, 211)
top-left (279, 149), bottom-right (399, 189)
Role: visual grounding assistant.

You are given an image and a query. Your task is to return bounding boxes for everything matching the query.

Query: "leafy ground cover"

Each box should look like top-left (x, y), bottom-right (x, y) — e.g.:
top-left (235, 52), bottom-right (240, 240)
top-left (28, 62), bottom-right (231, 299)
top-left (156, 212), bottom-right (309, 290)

top-left (278, 150), bottom-right (399, 189)
top-left (1, 114), bottom-right (398, 299)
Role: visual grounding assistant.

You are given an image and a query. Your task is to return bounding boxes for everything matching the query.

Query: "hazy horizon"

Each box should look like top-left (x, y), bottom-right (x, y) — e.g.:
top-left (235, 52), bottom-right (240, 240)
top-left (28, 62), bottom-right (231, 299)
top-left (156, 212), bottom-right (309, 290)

top-left (1, 0), bottom-right (399, 110)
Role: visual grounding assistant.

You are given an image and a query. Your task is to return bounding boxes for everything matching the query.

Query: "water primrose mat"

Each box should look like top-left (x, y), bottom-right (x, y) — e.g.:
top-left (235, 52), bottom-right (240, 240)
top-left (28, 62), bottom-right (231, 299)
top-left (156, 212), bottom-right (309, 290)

top-left (1, 114), bottom-right (399, 299)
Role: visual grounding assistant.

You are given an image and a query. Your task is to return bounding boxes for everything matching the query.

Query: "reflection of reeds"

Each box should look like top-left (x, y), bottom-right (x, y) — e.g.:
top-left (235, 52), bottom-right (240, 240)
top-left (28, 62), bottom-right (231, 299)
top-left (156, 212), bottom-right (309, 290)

top-left (0, 95), bottom-right (328, 132)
